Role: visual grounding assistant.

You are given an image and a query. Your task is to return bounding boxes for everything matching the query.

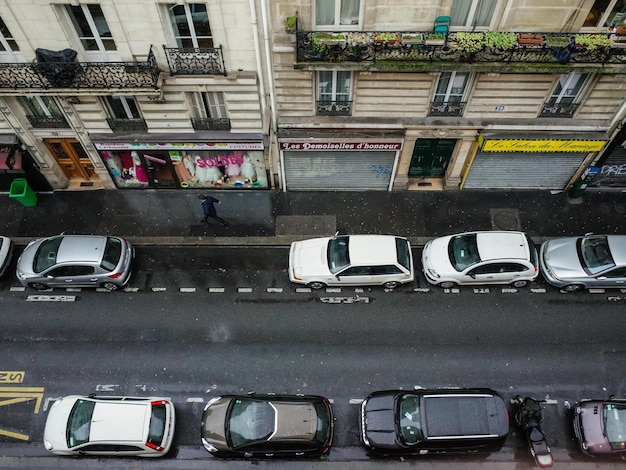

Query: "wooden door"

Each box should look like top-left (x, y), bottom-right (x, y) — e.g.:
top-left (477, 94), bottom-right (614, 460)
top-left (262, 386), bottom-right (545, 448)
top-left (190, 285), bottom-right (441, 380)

top-left (44, 139), bottom-right (95, 181)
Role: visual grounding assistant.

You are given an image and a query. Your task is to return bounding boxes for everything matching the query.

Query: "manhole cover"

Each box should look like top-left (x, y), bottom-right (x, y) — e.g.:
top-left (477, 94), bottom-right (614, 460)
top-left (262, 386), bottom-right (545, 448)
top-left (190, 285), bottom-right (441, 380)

top-left (490, 209), bottom-right (521, 231)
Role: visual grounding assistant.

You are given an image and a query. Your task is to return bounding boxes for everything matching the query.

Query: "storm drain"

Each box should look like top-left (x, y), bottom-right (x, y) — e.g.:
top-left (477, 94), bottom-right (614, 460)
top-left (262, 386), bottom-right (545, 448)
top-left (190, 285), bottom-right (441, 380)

top-left (276, 215), bottom-right (336, 236)
top-left (490, 209), bottom-right (521, 231)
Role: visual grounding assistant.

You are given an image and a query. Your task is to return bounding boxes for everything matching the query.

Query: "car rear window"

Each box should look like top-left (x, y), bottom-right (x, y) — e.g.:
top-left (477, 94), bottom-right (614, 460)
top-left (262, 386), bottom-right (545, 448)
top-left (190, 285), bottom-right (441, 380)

top-left (34, 236), bottom-right (63, 273)
top-left (147, 402), bottom-right (167, 447)
top-left (101, 237), bottom-right (122, 271)
top-left (395, 238), bottom-right (411, 271)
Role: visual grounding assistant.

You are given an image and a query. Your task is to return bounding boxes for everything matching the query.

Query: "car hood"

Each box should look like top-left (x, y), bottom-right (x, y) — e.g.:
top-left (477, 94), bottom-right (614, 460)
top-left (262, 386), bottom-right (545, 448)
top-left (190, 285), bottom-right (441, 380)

top-left (43, 396), bottom-right (77, 453)
top-left (290, 238), bottom-right (332, 278)
top-left (363, 393), bottom-right (398, 447)
top-left (422, 236), bottom-right (455, 274)
top-left (542, 238), bottom-right (586, 277)
top-left (201, 397), bottom-right (231, 450)
top-left (577, 401), bottom-right (611, 454)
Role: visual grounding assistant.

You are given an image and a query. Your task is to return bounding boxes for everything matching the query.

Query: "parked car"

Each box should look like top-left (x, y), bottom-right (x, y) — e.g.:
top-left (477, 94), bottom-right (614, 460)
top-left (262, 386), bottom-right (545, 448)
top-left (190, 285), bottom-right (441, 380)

top-left (201, 393), bottom-right (334, 458)
top-left (0, 235), bottom-right (13, 278)
top-left (574, 399), bottom-right (626, 455)
top-left (360, 388), bottom-right (509, 456)
top-left (16, 234), bottom-right (133, 290)
top-left (43, 395), bottom-right (175, 457)
top-left (421, 231), bottom-right (538, 288)
top-left (540, 235), bottom-right (626, 292)
top-left (289, 234), bottom-right (414, 289)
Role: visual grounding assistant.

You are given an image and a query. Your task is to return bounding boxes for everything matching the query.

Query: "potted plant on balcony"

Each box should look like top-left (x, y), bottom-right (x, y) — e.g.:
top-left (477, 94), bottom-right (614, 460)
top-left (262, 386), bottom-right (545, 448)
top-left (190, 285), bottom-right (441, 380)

top-left (373, 32), bottom-right (401, 44)
top-left (285, 15), bottom-right (297, 34)
top-left (545, 34), bottom-right (573, 47)
top-left (517, 33), bottom-right (544, 46)
top-left (424, 32), bottom-right (445, 45)
top-left (450, 32), bottom-right (485, 57)
top-left (574, 33), bottom-right (612, 51)
top-left (484, 31), bottom-right (517, 51)
top-left (401, 33), bottom-right (424, 44)
top-left (312, 31), bottom-right (347, 45)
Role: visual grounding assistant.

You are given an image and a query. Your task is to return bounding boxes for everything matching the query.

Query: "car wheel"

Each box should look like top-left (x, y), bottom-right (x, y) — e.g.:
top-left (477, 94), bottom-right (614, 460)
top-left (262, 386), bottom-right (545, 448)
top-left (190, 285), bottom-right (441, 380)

top-left (511, 280), bottom-right (528, 288)
top-left (384, 281), bottom-right (400, 289)
top-left (30, 282), bottom-right (49, 290)
top-left (439, 281), bottom-right (456, 288)
top-left (307, 281), bottom-right (326, 290)
top-left (561, 284), bottom-right (584, 293)
top-left (102, 282), bottom-right (119, 291)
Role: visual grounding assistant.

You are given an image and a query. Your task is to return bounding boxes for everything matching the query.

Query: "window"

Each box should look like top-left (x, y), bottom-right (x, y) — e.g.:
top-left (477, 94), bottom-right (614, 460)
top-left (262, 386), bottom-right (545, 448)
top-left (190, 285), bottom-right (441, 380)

top-left (191, 92), bottom-right (226, 119)
top-left (0, 17), bottom-right (18, 54)
top-left (65, 4), bottom-right (116, 54)
top-left (318, 71), bottom-right (351, 102)
top-left (584, 0), bottom-right (626, 28)
top-left (315, 0), bottom-right (360, 28)
top-left (19, 96), bottom-right (63, 118)
top-left (104, 96), bottom-right (141, 119)
top-left (450, 0), bottom-right (498, 29)
top-left (547, 73), bottom-right (589, 105)
top-left (434, 72), bottom-right (469, 104)
top-left (168, 3), bottom-right (213, 48)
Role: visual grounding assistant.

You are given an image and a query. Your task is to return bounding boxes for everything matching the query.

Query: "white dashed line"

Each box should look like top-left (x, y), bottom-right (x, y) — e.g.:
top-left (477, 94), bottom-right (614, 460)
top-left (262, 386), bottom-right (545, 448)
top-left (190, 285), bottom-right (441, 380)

top-left (295, 287), bottom-right (311, 293)
top-left (238, 287), bottom-right (253, 293)
top-left (186, 397), bottom-right (204, 403)
top-left (10, 286), bottom-right (25, 292)
top-left (152, 287), bottom-right (167, 292)
top-left (26, 295), bottom-right (76, 302)
top-left (180, 287), bottom-right (196, 293)
top-left (266, 287), bottom-right (283, 293)
top-left (349, 398), bottom-right (363, 405)
top-left (208, 287), bottom-right (225, 293)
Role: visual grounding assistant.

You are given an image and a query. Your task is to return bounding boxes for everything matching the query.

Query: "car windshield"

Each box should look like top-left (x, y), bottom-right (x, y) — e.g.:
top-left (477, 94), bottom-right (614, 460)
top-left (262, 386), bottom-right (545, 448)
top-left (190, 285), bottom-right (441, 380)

top-left (604, 403), bottom-right (626, 450)
top-left (327, 236), bottom-right (350, 274)
top-left (398, 393), bottom-right (423, 445)
top-left (449, 233), bottom-right (481, 271)
top-left (578, 236), bottom-right (616, 275)
top-left (228, 398), bottom-right (276, 449)
top-left (395, 238), bottom-right (411, 271)
top-left (313, 401), bottom-right (332, 444)
top-left (67, 399), bottom-right (96, 448)
top-left (101, 237), bottom-right (122, 271)
top-left (148, 402), bottom-right (167, 447)
top-left (34, 236), bottom-right (63, 273)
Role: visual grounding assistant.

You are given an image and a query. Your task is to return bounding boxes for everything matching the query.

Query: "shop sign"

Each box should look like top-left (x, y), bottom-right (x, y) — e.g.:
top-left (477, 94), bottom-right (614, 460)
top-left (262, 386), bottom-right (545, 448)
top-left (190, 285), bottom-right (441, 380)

top-left (94, 142), bottom-right (264, 151)
top-left (280, 141), bottom-right (403, 151)
top-left (482, 139), bottom-right (606, 153)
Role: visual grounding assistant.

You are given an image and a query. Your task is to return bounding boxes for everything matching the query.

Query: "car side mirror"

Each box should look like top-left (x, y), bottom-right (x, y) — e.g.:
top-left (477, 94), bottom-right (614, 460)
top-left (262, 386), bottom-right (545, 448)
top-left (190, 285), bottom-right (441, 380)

top-left (468, 273), bottom-right (476, 279)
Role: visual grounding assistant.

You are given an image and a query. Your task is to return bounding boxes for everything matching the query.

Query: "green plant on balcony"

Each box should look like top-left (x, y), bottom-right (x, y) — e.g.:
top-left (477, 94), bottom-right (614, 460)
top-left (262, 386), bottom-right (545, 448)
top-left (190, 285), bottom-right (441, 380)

top-left (545, 34), bottom-right (572, 47)
top-left (373, 32), bottom-right (401, 43)
top-left (484, 31), bottom-right (517, 50)
top-left (312, 32), bottom-right (347, 43)
top-left (401, 33), bottom-right (424, 44)
top-left (424, 32), bottom-right (445, 44)
top-left (574, 33), bottom-right (612, 51)
top-left (285, 15), bottom-right (297, 34)
top-left (451, 32), bottom-right (486, 55)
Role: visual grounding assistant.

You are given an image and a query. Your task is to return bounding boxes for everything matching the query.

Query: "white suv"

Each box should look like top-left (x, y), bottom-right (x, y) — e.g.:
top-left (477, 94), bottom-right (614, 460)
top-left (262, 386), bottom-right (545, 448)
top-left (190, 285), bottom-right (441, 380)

top-left (43, 395), bottom-right (175, 457)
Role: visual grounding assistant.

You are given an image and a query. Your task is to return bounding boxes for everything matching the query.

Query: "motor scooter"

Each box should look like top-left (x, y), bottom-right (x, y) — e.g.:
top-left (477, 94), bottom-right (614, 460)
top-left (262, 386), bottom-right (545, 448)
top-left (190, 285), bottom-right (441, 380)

top-left (513, 396), bottom-right (554, 468)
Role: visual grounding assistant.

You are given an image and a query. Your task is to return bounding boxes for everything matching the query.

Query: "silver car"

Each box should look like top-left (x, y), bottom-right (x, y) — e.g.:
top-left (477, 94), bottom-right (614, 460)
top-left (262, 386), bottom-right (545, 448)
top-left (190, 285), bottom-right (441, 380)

top-left (540, 235), bottom-right (626, 292)
top-left (0, 235), bottom-right (13, 278)
top-left (16, 235), bottom-right (133, 290)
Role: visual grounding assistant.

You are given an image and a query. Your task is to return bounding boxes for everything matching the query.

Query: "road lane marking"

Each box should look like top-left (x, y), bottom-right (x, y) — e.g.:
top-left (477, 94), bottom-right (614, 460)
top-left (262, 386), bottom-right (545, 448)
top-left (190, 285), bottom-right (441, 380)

top-left (238, 287), bottom-right (253, 293)
top-left (266, 287), bottom-right (283, 293)
top-left (0, 387), bottom-right (45, 413)
top-left (180, 287), bottom-right (196, 293)
top-left (0, 371), bottom-right (25, 384)
top-left (0, 429), bottom-right (30, 441)
top-left (26, 295), bottom-right (76, 302)
top-left (209, 287), bottom-right (225, 293)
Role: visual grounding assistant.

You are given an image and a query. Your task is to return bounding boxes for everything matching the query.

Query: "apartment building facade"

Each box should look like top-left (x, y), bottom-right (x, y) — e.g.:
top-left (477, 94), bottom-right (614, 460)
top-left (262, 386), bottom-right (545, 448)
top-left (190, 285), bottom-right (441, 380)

top-left (0, 0), bottom-right (271, 194)
top-left (270, 0), bottom-right (626, 191)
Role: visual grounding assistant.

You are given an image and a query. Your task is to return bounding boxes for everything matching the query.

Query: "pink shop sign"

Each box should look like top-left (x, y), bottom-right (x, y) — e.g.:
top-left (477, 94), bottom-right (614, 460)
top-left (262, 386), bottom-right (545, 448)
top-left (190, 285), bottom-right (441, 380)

top-left (280, 141), bottom-right (403, 151)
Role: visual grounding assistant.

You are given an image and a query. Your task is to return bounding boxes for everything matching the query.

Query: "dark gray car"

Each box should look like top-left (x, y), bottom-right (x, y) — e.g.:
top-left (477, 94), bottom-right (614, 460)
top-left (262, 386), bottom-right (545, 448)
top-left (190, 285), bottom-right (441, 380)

top-left (16, 235), bottom-right (133, 290)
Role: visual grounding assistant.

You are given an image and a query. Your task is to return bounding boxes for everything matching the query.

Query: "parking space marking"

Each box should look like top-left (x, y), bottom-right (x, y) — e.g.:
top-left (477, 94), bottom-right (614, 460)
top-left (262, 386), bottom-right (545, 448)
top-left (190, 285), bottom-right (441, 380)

top-left (180, 287), bottom-right (196, 293)
top-left (209, 287), bottom-right (225, 293)
top-left (0, 428), bottom-right (30, 441)
top-left (152, 287), bottom-right (167, 292)
top-left (0, 371), bottom-right (25, 384)
top-left (9, 286), bottom-right (25, 292)
top-left (187, 397), bottom-right (204, 403)
top-left (0, 387), bottom-right (45, 414)
top-left (238, 287), bottom-right (253, 293)
top-left (266, 287), bottom-right (283, 293)
top-left (295, 287), bottom-right (311, 293)
top-left (26, 295), bottom-right (76, 302)
top-left (349, 398), bottom-right (364, 405)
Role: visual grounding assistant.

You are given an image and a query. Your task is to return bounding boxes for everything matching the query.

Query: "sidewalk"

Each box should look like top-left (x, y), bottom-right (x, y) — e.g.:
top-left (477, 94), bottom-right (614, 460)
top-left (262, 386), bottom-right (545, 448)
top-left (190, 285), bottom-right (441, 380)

top-left (1, 188), bottom-right (625, 245)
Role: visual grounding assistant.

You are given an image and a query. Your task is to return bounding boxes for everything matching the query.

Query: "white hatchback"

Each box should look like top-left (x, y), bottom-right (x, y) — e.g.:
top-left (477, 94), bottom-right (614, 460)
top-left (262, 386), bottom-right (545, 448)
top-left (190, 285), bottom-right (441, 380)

top-left (43, 395), bottom-right (175, 457)
top-left (289, 234), bottom-right (414, 289)
top-left (422, 231), bottom-right (538, 288)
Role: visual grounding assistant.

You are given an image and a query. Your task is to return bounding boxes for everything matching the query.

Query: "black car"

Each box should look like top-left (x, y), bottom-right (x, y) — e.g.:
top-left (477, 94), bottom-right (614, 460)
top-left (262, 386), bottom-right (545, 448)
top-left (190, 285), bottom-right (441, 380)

top-left (201, 393), bottom-right (334, 458)
top-left (360, 388), bottom-right (509, 456)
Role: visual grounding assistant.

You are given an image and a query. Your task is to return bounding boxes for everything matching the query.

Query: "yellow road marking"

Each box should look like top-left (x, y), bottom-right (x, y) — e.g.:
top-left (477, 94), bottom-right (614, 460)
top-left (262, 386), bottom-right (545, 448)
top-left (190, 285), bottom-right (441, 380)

top-left (0, 372), bottom-right (25, 384)
top-left (0, 429), bottom-right (30, 441)
top-left (0, 387), bottom-right (44, 414)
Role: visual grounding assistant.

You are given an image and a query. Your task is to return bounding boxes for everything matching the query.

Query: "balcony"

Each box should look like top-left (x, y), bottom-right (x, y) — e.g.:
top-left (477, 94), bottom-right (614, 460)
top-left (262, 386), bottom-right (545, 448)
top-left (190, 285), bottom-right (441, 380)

top-left (106, 118), bottom-right (148, 132)
top-left (191, 117), bottom-right (231, 131)
top-left (26, 115), bottom-right (70, 128)
top-left (0, 47), bottom-right (160, 91)
top-left (163, 46), bottom-right (227, 76)
top-left (429, 101), bottom-right (466, 116)
top-left (539, 102), bottom-right (579, 118)
top-left (295, 31), bottom-right (626, 73)
top-left (317, 100), bottom-right (352, 116)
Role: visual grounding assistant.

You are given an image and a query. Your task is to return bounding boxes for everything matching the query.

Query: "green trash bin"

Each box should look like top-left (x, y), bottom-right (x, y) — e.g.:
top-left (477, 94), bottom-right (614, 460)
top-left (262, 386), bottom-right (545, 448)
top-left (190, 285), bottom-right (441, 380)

top-left (9, 178), bottom-right (37, 207)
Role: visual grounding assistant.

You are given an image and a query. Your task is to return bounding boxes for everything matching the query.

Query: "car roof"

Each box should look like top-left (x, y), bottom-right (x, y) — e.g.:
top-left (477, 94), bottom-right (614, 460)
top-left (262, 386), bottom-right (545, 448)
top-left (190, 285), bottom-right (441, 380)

top-left (347, 235), bottom-right (400, 265)
top-left (607, 235), bottom-right (626, 265)
top-left (56, 236), bottom-right (107, 264)
top-left (89, 402), bottom-right (148, 442)
top-left (475, 232), bottom-right (529, 261)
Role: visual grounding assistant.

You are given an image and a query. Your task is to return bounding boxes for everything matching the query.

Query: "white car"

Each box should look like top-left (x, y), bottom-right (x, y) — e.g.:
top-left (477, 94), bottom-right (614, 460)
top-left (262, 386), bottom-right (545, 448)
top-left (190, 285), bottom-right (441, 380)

top-left (0, 235), bottom-right (13, 278)
top-left (43, 395), bottom-right (175, 457)
top-left (289, 234), bottom-right (414, 289)
top-left (422, 231), bottom-right (538, 288)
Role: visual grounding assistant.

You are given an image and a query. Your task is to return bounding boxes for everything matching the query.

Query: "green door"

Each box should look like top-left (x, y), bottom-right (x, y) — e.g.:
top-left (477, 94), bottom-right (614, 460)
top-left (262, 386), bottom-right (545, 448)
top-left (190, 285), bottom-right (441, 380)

top-left (408, 139), bottom-right (456, 177)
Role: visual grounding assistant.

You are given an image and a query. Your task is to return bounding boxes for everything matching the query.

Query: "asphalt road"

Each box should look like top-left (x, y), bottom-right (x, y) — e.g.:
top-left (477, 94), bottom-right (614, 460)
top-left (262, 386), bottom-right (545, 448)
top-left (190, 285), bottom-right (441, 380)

top-left (0, 246), bottom-right (625, 469)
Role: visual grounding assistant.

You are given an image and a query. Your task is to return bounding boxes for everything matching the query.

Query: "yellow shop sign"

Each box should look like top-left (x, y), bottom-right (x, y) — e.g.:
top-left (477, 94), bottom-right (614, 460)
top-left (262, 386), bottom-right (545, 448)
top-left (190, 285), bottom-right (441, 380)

top-left (482, 139), bottom-right (606, 153)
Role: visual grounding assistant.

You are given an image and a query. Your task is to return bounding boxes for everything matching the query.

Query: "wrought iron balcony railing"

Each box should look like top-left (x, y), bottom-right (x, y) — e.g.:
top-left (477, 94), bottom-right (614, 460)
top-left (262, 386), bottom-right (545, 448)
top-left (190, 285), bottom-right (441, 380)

top-left (163, 46), bottom-right (227, 76)
top-left (539, 102), bottom-right (579, 118)
top-left (106, 118), bottom-right (148, 132)
top-left (0, 47), bottom-right (160, 90)
top-left (429, 101), bottom-right (466, 116)
top-left (317, 100), bottom-right (352, 116)
top-left (191, 117), bottom-right (231, 131)
top-left (26, 115), bottom-right (70, 128)
top-left (295, 31), bottom-right (626, 71)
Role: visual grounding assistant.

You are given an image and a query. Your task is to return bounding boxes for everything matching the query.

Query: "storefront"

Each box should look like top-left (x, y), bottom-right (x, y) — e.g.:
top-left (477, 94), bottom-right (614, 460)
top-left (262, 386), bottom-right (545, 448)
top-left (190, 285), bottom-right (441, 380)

top-left (93, 138), bottom-right (268, 190)
top-left (588, 126), bottom-right (626, 189)
top-left (462, 134), bottom-right (607, 190)
top-left (0, 134), bottom-right (52, 193)
top-left (279, 135), bottom-right (404, 191)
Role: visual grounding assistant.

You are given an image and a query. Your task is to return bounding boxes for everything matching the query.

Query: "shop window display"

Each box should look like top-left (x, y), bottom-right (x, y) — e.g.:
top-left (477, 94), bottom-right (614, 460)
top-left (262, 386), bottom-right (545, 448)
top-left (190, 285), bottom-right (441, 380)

top-left (102, 150), bottom-right (149, 188)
